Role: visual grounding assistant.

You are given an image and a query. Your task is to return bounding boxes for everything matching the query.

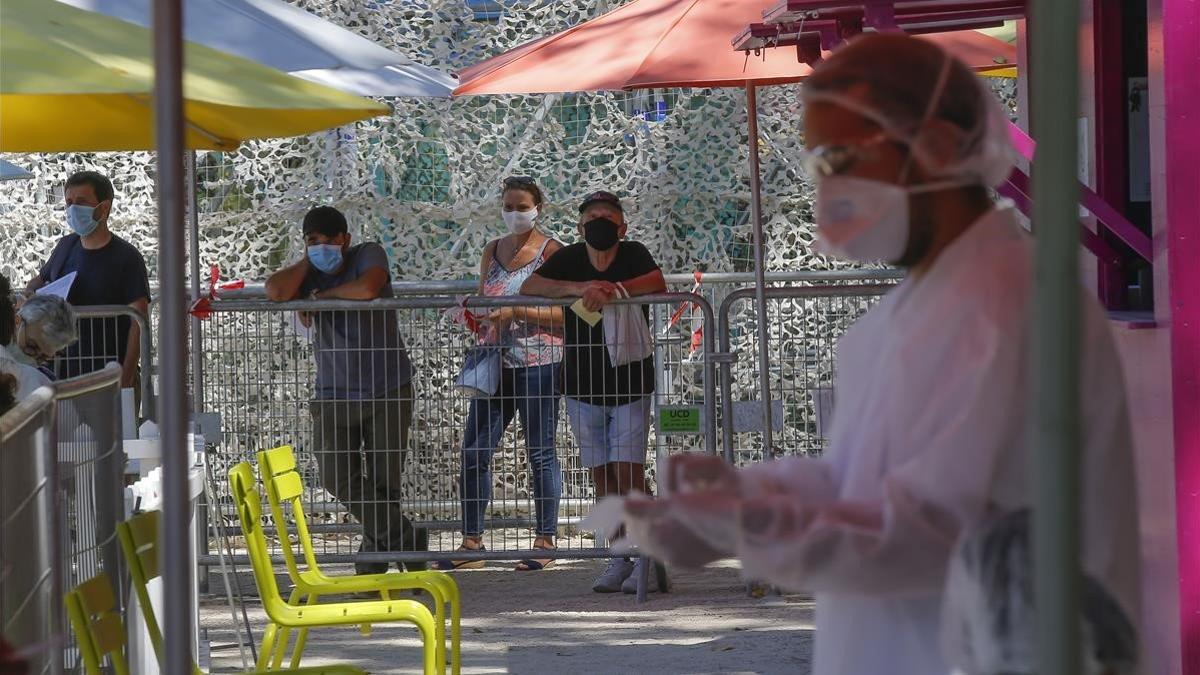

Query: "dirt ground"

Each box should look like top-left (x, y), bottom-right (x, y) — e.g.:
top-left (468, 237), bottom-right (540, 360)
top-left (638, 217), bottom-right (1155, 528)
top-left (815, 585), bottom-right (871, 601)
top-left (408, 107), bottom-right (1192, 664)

top-left (199, 559), bottom-right (815, 674)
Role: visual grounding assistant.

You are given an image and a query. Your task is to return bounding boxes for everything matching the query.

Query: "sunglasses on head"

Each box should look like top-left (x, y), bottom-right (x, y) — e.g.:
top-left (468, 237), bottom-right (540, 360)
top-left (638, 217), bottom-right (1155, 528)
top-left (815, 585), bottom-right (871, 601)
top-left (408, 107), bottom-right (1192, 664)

top-left (503, 176), bottom-right (536, 187)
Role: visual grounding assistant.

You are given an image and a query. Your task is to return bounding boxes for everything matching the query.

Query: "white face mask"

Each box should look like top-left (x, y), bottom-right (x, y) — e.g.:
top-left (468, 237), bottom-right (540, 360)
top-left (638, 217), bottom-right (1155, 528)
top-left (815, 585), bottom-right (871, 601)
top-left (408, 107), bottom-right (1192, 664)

top-left (502, 207), bottom-right (538, 235)
top-left (813, 176), bottom-right (911, 263)
top-left (813, 175), bottom-right (969, 264)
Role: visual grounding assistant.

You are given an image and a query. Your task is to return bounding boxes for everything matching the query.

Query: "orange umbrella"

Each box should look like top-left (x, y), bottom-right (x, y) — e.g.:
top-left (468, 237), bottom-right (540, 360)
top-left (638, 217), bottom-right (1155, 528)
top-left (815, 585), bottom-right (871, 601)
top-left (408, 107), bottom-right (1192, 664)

top-left (453, 0), bottom-right (1017, 451)
top-left (453, 0), bottom-right (1015, 94)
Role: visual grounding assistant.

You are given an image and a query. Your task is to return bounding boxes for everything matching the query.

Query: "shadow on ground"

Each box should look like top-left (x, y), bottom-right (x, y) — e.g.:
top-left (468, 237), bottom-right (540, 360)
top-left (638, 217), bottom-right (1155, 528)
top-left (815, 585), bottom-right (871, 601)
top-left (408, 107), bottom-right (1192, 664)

top-left (201, 559), bottom-right (815, 674)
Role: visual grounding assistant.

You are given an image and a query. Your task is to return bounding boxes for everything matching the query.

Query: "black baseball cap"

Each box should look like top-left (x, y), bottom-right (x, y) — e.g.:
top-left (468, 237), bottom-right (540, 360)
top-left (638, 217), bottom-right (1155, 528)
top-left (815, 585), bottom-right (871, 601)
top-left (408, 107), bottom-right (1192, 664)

top-left (578, 190), bottom-right (624, 214)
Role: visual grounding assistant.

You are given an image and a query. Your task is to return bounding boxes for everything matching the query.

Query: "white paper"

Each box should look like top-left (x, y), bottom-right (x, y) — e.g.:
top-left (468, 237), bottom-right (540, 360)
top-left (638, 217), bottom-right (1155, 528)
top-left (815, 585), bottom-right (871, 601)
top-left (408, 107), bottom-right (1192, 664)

top-left (36, 271), bottom-right (76, 299)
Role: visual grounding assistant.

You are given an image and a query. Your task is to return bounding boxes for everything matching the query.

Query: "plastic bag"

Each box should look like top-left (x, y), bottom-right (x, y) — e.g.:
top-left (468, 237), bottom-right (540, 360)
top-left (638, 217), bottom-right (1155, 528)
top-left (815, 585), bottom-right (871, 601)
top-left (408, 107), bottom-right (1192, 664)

top-left (454, 345), bottom-right (502, 398)
top-left (603, 284), bottom-right (653, 367)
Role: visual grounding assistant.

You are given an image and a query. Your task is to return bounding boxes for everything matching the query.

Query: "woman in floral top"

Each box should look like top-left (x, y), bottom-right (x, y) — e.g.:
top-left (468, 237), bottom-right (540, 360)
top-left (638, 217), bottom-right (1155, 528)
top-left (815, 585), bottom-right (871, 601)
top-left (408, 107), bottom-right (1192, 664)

top-left (438, 177), bottom-right (565, 571)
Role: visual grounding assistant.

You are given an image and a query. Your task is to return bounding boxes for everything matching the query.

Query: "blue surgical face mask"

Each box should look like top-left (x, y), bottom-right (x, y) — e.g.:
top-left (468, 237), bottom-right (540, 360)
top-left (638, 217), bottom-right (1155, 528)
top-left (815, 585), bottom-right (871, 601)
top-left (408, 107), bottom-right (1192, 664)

top-left (306, 243), bottom-right (344, 274)
top-left (66, 204), bottom-right (100, 237)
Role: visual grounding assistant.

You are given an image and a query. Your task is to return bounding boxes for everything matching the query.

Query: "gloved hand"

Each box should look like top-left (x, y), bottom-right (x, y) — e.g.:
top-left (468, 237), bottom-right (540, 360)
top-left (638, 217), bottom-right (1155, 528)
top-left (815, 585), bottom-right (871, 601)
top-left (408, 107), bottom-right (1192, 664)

top-left (624, 493), bottom-right (739, 569)
top-left (665, 453), bottom-right (742, 497)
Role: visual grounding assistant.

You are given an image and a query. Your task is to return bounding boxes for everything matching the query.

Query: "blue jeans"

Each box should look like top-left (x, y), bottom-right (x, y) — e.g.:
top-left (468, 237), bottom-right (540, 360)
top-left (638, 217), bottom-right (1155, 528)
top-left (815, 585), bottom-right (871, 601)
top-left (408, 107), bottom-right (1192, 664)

top-left (460, 362), bottom-right (562, 537)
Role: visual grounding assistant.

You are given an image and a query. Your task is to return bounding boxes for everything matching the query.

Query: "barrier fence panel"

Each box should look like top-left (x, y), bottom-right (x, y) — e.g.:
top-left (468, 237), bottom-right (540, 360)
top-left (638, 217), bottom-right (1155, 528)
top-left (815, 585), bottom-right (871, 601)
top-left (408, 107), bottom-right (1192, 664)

top-left (59, 305), bottom-right (155, 422)
top-left (0, 366), bottom-right (125, 675)
top-left (200, 293), bottom-right (714, 566)
top-left (0, 391), bottom-right (59, 675)
top-left (718, 284), bottom-right (897, 465)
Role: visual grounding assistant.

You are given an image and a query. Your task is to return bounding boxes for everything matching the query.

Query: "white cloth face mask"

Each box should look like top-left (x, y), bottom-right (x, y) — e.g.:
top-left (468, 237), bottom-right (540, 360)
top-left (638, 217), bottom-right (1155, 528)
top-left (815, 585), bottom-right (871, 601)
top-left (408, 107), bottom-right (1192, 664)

top-left (502, 207), bottom-right (538, 235)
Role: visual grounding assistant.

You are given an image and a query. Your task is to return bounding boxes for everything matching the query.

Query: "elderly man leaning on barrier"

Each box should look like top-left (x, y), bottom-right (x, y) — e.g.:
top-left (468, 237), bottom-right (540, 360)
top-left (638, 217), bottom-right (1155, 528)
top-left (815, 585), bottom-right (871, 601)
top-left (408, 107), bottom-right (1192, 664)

top-left (266, 205), bottom-right (427, 574)
top-left (24, 170), bottom-right (149, 390)
top-left (521, 190), bottom-right (667, 594)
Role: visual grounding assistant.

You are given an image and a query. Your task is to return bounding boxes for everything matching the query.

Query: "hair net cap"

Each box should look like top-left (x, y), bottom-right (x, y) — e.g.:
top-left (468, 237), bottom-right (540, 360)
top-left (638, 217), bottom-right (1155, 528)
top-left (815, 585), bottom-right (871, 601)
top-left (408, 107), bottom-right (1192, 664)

top-left (802, 33), bottom-right (1016, 188)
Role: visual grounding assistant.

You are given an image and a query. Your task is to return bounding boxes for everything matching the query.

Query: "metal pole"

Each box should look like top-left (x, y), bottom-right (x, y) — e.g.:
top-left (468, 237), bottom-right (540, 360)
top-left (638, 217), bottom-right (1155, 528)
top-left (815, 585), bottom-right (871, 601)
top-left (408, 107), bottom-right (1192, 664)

top-left (1029, 0), bottom-right (1082, 672)
top-left (186, 150), bottom-right (210, 598)
top-left (152, 0), bottom-right (193, 670)
top-left (744, 83), bottom-right (774, 454)
top-left (187, 152), bottom-right (204, 417)
top-left (42, 404), bottom-right (64, 675)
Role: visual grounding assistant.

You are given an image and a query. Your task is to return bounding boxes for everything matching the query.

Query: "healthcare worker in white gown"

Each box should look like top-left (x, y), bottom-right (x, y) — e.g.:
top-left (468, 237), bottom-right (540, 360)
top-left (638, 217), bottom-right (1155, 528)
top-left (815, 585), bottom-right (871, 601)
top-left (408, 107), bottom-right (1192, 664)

top-left (613, 34), bottom-right (1142, 675)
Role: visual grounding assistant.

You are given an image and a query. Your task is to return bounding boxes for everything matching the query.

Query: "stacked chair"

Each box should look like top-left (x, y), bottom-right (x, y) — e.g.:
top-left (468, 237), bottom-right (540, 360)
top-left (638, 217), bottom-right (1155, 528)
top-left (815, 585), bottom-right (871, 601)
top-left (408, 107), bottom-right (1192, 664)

top-left (66, 451), bottom-right (460, 674)
top-left (253, 446), bottom-right (460, 674)
top-left (65, 513), bottom-right (362, 674)
top-left (228, 462), bottom-right (447, 674)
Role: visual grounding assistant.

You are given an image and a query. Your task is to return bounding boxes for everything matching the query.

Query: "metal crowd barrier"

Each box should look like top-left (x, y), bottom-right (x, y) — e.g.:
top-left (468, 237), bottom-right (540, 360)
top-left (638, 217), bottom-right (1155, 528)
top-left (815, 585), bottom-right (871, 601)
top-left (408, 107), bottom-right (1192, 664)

top-left (197, 292), bottom-right (715, 566)
top-left (59, 305), bottom-right (155, 422)
top-left (0, 365), bottom-right (125, 675)
top-left (717, 284), bottom-right (896, 464)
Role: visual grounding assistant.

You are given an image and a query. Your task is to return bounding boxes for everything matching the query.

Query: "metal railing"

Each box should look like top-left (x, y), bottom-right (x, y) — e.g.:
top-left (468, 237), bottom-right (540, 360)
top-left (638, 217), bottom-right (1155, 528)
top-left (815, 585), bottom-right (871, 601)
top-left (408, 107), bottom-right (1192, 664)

top-left (0, 365), bottom-right (125, 675)
top-left (717, 284), bottom-right (896, 463)
top-left (59, 305), bottom-right (155, 421)
top-left (198, 292), bottom-right (715, 566)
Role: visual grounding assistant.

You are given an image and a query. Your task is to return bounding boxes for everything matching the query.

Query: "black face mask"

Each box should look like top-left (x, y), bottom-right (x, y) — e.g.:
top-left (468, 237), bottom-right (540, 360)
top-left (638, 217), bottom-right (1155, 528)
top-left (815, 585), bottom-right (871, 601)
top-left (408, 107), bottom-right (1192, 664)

top-left (583, 217), bottom-right (620, 251)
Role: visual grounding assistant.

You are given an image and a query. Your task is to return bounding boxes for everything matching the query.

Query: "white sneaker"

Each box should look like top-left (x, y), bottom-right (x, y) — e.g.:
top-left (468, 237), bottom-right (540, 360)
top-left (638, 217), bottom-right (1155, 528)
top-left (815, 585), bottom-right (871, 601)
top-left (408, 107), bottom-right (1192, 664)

top-left (621, 558), bottom-right (661, 594)
top-left (592, 557), bottom-right (635, 593)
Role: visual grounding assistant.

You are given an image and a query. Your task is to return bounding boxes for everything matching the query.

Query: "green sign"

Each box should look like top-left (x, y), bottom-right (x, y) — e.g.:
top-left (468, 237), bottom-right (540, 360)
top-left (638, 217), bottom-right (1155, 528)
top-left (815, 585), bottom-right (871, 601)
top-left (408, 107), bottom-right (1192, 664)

top-left (658, 406), bottom-right (703, 434)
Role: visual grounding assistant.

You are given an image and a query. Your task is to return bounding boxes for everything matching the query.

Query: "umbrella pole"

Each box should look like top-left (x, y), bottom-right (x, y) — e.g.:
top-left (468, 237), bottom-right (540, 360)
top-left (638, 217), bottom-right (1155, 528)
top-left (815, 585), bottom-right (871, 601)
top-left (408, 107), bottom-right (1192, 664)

top-left (187, 153), bottom-right (204, 419)
top-left (745, 83), bottom-right (775, 455)
top-left (153, 0), bottom-right (193, 672)
top-left (1029, 0), bottom-right (1083, 672)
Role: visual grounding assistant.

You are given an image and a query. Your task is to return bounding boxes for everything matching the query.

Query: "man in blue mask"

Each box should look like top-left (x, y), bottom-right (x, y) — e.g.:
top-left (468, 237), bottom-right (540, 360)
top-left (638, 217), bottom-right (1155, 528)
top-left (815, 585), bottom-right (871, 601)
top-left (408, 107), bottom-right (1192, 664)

top-left (25, 170), bottom-right (149, 392)
top-left (266, 205), bottom-right (425, 573)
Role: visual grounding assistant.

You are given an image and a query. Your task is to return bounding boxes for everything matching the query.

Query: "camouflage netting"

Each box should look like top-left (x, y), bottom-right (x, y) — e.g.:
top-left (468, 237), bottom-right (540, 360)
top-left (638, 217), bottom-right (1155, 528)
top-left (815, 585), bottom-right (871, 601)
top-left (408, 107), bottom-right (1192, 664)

top-left (0, 0), bottom-right (1016, 283)
top-left (0, 1), bottom-right (833, 283)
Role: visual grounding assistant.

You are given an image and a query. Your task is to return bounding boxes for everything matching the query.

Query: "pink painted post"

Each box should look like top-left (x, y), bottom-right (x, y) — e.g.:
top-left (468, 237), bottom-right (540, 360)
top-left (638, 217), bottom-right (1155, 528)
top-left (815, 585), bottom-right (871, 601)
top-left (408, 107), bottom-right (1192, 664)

top-left (1164, 0), bottom-right (1200, 670)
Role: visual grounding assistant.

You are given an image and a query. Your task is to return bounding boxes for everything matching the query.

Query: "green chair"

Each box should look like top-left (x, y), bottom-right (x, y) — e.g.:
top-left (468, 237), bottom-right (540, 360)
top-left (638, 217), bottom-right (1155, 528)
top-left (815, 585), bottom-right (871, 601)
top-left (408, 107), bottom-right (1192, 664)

top-left (65, 570), bottom-right (363, 675)
top-left (256, 445), bottom-right (460, 674)
top-left (228, 462), bottom-right (440, 674)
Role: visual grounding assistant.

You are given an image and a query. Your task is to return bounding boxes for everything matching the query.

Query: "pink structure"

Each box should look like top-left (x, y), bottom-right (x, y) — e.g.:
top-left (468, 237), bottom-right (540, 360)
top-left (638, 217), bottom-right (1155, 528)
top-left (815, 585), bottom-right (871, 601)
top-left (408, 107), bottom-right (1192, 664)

top-left (1085, 1), bottom-right (1199, 671)
top-left (1015, 2), bottom-right (1196, 671)
top-left (1159, 0), bottom-right (1200, 671)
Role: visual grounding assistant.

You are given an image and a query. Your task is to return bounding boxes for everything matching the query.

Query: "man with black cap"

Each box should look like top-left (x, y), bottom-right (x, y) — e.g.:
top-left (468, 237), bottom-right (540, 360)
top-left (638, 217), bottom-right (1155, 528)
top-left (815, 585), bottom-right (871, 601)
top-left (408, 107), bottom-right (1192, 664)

top-left (266, 205), bottom-right (426, 573)
top-left (522, 191), bottom-right (667, 593)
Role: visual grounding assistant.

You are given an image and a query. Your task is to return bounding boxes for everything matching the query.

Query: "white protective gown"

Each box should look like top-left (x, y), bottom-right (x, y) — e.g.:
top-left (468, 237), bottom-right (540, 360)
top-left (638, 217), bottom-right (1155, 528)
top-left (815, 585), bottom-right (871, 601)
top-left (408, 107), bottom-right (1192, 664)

top-left (735, 207), bottom-right (1141, 675)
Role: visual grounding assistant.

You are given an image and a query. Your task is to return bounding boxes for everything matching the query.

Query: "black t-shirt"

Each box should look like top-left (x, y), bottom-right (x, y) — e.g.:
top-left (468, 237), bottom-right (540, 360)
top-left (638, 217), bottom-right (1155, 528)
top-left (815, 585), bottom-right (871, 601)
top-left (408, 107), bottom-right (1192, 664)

top-left (532, 241), bottom-right (659, 405)
top-left (38, 233), bottom-right (150, 378)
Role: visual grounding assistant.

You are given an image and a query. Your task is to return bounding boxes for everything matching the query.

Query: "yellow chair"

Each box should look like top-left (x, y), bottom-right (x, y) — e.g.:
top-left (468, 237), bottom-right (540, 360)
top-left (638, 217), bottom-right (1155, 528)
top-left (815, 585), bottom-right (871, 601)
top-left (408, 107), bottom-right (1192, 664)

top-left (229, 462), bottom-right (440, 674)
top-left (66, 574), bottom-right (131, 675)
top-left (65, 570), bottom-right (363, 675)
top-left (256, 445), bottom-right (460, 674)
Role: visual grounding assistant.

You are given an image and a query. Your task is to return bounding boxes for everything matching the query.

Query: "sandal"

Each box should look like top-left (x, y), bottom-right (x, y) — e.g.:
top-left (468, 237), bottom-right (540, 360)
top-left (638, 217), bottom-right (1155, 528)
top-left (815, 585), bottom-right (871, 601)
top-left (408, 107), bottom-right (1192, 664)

top-left (433, 543), bottom-right (486, 571)
top-left (515, 544), bottom-right (556, 571)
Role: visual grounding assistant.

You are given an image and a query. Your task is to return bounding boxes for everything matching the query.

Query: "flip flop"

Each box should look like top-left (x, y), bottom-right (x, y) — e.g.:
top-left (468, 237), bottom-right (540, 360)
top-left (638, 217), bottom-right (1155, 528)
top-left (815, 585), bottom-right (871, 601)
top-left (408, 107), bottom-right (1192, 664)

top-left (433, 544), bottom-right (486, 571)
top-left (515, 544), bottom-right (556, 571)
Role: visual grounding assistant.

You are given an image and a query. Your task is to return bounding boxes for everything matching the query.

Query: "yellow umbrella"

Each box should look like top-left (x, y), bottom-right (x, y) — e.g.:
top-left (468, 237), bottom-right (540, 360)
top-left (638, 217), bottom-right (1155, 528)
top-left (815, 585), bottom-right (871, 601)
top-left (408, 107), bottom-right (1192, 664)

top-left (0, 0), bottom-right (390, 152)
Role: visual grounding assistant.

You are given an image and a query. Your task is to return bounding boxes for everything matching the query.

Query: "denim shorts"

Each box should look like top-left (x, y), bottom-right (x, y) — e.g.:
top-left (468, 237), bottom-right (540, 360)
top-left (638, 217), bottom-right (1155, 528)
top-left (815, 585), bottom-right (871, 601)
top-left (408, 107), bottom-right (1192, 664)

top-left (564, 395), bottom-right (652, 468)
